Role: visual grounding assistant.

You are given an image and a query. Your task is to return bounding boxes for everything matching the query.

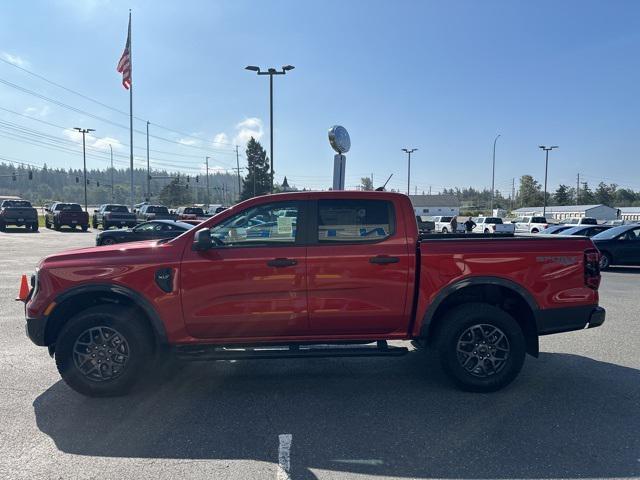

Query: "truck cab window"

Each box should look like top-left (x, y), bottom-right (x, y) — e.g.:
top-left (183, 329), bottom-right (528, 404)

top-left (317, 199), bottom-right (394, 243)
top-left (210, 202), bottom-right (299, 246)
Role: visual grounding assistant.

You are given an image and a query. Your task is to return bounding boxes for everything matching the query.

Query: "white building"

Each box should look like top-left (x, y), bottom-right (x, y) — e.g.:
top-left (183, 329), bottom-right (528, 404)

top-left (618, 206), bottom-right (640, 222)
top-left (512, 204), bottom-right (619, 221)
top-left (409, 195), bottom-right (460, 217)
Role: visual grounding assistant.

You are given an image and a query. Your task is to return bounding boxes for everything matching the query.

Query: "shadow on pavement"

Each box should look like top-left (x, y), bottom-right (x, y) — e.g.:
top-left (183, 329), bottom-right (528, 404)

top-left (0, 227), bottom-right (38, 233)
top-left (33, 352), bottom-right (639, 479)
top-left (606, 266), bottom-right (640, 274)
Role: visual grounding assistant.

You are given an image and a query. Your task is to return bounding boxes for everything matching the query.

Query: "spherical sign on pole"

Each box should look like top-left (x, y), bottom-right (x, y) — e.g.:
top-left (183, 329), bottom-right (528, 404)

top-left (328, 125), bottom-right (351, 154)
top-left (329, 125), bottom-right (349, 190)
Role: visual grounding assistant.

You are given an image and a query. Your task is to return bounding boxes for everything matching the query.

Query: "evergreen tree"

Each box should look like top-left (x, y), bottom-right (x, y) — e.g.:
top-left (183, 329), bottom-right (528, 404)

top-left (241, 137), bottom-right (270, 200)
top-left (360, 177), bottom-right (374, 191)
top-left (518, 175), bottom-right (544, 206)
top-left (553, 184), bottom-right (572, 205)
top-left (159, 178), bottom-right (192, 207)
top-left (594, 182), bottom-right (615, 206)
top-left (578, 182), bottom-right (595, 204)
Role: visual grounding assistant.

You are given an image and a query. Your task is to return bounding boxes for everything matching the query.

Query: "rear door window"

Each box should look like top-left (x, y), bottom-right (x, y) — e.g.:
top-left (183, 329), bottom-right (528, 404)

top-left (317, 199), bottom-right (394, 243)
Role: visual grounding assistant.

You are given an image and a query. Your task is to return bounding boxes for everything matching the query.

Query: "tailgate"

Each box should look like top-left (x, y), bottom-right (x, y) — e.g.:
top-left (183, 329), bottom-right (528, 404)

top-left (3, 208), bottom-right (37, 220)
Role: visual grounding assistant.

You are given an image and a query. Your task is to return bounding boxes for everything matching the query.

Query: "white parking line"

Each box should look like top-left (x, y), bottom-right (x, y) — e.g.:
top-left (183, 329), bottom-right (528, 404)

top-left (277, 433), bottom-right (292, 480)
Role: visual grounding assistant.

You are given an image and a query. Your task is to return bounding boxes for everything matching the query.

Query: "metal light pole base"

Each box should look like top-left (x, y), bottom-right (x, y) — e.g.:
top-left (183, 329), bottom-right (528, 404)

top-left (332, 154), bottom-right (346, 190)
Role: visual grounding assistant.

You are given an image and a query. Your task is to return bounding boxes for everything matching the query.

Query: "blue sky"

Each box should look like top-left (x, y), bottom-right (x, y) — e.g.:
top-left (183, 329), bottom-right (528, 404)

top-left (1, 0), bottom-right (639, 196)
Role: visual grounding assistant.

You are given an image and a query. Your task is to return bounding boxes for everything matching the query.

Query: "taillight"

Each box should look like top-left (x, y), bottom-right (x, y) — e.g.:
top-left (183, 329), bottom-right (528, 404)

top-left (584, 249), bottom-right (601, 289)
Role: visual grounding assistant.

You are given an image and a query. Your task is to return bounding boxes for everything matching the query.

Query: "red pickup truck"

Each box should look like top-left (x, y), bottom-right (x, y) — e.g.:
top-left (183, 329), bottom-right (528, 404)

top-left (23, 191), bottom-right (605, 397)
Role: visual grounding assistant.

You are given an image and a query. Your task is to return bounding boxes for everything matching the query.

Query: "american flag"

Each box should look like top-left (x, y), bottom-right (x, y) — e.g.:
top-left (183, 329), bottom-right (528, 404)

top-left (116, 16), bottom-right (131, 89)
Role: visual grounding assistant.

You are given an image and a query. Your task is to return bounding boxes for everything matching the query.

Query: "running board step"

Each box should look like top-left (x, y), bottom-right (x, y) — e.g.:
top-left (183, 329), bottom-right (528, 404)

top-left (173, 341), bottom-right (408, 361)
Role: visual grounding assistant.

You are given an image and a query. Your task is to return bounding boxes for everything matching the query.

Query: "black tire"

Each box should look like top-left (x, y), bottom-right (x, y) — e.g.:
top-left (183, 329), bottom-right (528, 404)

top-left (436, 303), bottom-right (526, 392)
top-left (92, 218), bottom-right (98, 229)
top-left (81, 225), bottom-right (88, 232)
top-left (101, 237), bottom-right (116, 246)
top-left (484, 228), bottom-right (490, 234)
top-left (442, 227), bottom-right (449, 234)
top-left (54, 220), bottom-right (61, 231)
top-left (102, 222), bottom-right (110, 230)
top-left (599, 252), bottom-right (612, 270)
top-left (55, 305), bottom-right (153, 397)
top-left (31, 223), bottom-right (39, 232)
top-left (0, 221), bottom-right (5, 232)
top-left (531, 228), bottom-right (539, 234)
top-left (45, 218), bottom-right (51, 229)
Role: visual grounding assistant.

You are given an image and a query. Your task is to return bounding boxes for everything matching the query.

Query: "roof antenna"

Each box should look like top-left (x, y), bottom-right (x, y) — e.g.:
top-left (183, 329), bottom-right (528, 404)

top-left (375, 173), bottom-right (393, 191)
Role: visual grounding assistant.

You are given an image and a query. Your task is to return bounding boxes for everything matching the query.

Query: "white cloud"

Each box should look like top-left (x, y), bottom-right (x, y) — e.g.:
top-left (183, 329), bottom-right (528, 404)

top-left (213, 132), bottom-right (229, 146)
top-left (233, 117), bottom-right (264, 146)
top-left (1, 52), bottom-right (29, 68)
top-left (178, 137), bottom-right (200, 146)
top-left (63, 128), bottom-right (123, 151)
top-left (23, 106), bottom-right (50, 118)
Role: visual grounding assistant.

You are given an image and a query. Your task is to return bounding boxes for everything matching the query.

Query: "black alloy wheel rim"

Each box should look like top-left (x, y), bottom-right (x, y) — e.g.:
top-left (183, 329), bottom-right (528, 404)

top-left (456, 323), bottom-right (510, 378)
top-left (73, 326), bottom-right (130, 382)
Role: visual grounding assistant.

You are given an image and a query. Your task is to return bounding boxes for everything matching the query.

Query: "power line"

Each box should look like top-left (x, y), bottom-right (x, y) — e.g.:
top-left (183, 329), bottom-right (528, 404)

top-left (0, 56), bottom-right (237, 148)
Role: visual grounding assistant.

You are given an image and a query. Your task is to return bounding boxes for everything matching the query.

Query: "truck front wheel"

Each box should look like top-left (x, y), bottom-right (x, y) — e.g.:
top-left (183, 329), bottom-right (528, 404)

top-left (436, 303), bottom-right (525, 392)
top-left (55, 305), bottom-right (153, 397)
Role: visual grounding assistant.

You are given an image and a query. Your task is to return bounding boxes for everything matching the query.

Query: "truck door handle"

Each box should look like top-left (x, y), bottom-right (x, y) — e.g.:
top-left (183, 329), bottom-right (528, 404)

top-left (267, 258), bottom-right (298, 268)
top-left (369, 255), bottom-right (400, 264)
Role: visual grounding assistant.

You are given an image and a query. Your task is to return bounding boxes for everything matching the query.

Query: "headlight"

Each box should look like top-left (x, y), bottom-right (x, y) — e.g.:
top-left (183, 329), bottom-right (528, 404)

top-left (30, 268), bottom-right (39, 299)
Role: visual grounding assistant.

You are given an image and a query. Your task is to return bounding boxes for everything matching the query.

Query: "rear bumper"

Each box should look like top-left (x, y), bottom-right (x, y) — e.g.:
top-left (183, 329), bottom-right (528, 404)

top-left (536, 305), bottom-right (605, 335)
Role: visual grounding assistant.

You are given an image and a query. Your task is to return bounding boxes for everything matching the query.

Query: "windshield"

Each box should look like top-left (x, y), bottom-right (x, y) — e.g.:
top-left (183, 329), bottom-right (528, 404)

top-left (486, 217), bottom-right (502, 224)
top-left (532, 217), bottom-right (547, 223)
top-left (2, 200), bottom-right (32, 208)
top-left (56, 203), bottom-right (82, 211)
top-left (439, 216), bottom-right (452, 222)
top-left (107, 205), bottom-right (129, 212)
top-left (146, 206), bottom-right (169, 214)
top-left (184, 207), bottom-right (204, 215)
top-left (592, 225), bottom-right (632, 240)
top-left (561, 226), bottom-right (591, 235)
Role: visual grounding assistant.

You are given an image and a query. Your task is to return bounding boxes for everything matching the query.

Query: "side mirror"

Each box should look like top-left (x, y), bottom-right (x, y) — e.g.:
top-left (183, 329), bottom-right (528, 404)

top-left (193, 228), bottom-right (212, 251)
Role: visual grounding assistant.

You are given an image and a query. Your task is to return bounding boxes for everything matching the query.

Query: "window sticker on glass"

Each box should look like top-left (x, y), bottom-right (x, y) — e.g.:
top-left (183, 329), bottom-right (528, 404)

top-left (277, 216), bottom-right (294, 235)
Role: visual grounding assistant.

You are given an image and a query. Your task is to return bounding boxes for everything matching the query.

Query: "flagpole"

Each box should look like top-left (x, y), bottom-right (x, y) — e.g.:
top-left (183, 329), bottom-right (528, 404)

top-left (128, 9), bottom-right (134, 210)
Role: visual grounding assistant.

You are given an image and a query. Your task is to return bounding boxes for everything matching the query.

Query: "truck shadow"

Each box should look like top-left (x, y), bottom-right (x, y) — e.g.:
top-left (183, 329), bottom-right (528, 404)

top-left (605, 266), bottom-right (640, 274)
top-left (33, 352), bottom-right (639, 479)
top-left (0, 227), bottom-right (38, 233)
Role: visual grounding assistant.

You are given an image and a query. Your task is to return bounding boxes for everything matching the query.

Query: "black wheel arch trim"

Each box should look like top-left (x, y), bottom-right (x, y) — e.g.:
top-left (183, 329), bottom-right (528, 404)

top-left (418, 276), bottom-right (539, 339)
top-left (50, 283), bottom-right (168, 346)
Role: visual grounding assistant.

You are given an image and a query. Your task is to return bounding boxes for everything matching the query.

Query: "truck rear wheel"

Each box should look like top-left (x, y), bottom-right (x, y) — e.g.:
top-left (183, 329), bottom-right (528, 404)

top-left (55, 305), bottom-right (153, 397)
top-left (436, 303), bottom-right (525, 392)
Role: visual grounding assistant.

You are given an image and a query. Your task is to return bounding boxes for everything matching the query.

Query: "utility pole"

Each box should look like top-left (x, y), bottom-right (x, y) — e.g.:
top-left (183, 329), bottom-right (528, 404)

top-left (74, 127), bottom-right (94, 213)
top-left (539, 145), bottom-right (558, 217)
top-left (245, 64), bottom-right (295, 193)
top-left (235, 145), bottom-right (242, 202)
top-left (402, 148), bottom-right (418, 195)
top-left (490, 134), bottom-right (501, 212)
top-left (205, 156), bottom-right (210, 206)
top-left (109, 144), bottom-right (114, 203)
top-left (146, 121), bottom-right (150, 201)
top-left (511, 177), bottom-right (515, 212)
top-left (576, 173), bottom-right (580, 205)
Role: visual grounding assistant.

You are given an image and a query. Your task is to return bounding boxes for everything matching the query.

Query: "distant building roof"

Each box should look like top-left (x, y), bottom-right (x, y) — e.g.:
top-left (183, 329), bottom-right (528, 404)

top-left (618, 206), bottom-right (640, 213)
top-left (409, 195), bottom-right (460, 207)
top-left (513, 204), bottom-right (609, 213)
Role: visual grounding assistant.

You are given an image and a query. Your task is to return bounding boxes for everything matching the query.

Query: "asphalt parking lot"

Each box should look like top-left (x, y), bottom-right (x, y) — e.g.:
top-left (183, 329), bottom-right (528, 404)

top-left (0, 228), bottom-right (639, 480)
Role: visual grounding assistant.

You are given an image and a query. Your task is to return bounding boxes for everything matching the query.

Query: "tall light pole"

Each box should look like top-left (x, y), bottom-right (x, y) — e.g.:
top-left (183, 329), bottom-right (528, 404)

top-left (146, 120), bottom-right (150, 201)
top-left (205, 156), bottom-right (210, 206)
top-left (245, 65), bottom-right (295, 193)
top-left (402, 148), bottom-right (417, 195)
top-left (538, 145), bottom-right (558, 217)
top-left (108, 143), bottom-right (114, 203)
top-left (490, 134), bottom-right (501, 212)
top-left (74, 127), bottom-right (94, 213)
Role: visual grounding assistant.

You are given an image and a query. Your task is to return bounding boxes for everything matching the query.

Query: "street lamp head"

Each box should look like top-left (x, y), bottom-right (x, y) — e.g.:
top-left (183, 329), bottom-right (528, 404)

top-left (245, 65), bottom-right (260, 72)
top-left (87, 128), bottom-right (95, 133)
top-left (402, 148), bottom-right (417, 154)
top-left (267, 67), bottom-right (277, 74)
top-left (282, 65), bottom-right (295, 71)
top-left (538, 145), bottom-right (546, 149)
